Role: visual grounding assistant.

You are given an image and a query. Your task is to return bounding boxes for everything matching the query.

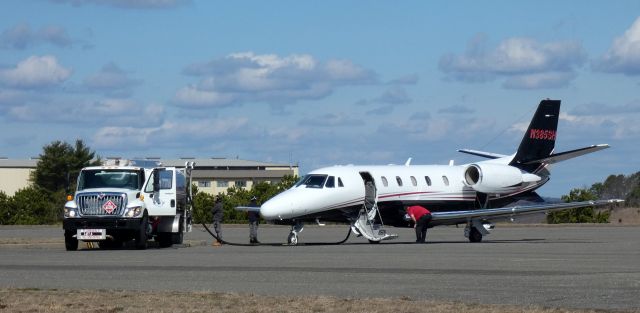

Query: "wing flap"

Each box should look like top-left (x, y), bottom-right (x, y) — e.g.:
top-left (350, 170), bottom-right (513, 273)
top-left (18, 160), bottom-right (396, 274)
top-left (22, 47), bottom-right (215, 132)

top-left (431, 199), bottom-right (622, 222)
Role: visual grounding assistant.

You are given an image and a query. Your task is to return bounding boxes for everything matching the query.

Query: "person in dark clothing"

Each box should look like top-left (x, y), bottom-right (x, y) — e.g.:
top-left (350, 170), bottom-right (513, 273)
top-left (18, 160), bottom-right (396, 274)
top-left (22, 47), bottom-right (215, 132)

top-left (211, 196), bottom-right (224, 245)
top-left (406, 205), bottom-right (432, 243)
top-left (248, 196), bottom-right (260, 244)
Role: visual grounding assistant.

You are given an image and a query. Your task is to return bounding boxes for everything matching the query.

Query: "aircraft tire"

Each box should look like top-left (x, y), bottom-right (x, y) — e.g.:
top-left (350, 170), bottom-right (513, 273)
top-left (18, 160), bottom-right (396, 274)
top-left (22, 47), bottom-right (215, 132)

top-left (368, 240), bottom-right (380, 244)
top-left (287, 232), bottom-right (298, 246)
top-left (469, 227), bottom-right (483, 243)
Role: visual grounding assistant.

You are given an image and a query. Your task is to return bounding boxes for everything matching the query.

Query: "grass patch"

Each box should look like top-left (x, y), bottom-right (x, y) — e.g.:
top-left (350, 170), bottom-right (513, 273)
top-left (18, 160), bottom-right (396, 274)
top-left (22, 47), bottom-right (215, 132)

top-left (0, 288), bottom-right (636, 313)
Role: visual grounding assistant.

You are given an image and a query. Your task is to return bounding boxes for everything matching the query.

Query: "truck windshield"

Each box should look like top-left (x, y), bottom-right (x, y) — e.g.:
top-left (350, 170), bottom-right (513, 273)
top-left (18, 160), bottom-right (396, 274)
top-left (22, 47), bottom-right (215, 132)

top-left (77, 169), bottom-right (143, 190)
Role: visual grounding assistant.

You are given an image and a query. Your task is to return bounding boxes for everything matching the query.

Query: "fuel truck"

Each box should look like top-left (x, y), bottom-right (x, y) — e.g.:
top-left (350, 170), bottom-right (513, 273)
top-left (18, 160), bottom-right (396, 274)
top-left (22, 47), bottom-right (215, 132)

top-left (62, 159), bottom-right (194, 250)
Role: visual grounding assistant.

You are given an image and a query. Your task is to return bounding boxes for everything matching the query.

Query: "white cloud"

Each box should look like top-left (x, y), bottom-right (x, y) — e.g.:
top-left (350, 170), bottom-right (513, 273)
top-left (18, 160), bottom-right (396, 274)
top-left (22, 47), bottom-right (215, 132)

top-left (0, 55), bottom-right (72, 89)
top-left (7, 99), bottom-right (164, 127)
top-left (83, 63), bottom-right (141, 97)
top-left (594, 17), bottom-right (640, 75)
top-left (92, 117), bottom-right (248, 150)
top-left (0, 23), bottom-right (73, 50)
top-left (175, 52), bottom-right (376, 108)
top-left (439, 35), bottom-right (586, 89)
top-left (50, 0), bottom-right (191, 9)
top-left (298, 113), bottom-right (364, 127)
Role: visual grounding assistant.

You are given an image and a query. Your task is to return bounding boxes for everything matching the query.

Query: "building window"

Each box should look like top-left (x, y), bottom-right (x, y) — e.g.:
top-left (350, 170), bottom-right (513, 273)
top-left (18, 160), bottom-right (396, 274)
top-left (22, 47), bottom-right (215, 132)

top-left (442, 176), bottom-right (449, 186)
top-left (217, 180), bottom-right (228, 188)
top-left (381, 176), bottom-right (388, 187)
top-left (425, 176), bottom-right (432, 186)
top-left (410, 176), bottom-right (417, 187)
top-left (396, 176), bottom-right (403, 187)
top-left (235, 180), bottom-right (247, 188)
top-left (198, 181), bottom-right (211, 188)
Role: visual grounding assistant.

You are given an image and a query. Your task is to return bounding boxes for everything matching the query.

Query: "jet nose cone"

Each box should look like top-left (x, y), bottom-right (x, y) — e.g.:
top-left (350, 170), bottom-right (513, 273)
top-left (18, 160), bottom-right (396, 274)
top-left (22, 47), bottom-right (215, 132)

top-left (260, 195), bottom-right (291, 220)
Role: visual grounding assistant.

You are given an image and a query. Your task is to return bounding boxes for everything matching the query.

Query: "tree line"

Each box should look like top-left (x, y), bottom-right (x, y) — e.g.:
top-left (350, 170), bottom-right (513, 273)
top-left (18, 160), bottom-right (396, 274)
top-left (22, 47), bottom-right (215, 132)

top-left (0, 140), bottom-right (638, 225)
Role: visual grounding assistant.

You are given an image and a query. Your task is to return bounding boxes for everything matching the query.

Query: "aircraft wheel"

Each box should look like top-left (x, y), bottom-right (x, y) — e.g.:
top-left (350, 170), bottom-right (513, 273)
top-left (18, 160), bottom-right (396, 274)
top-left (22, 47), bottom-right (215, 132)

top-left (287, 232), bottom-right (298, 246)
top-left (469, 227), bottom-right (483, 243)
top-left (368, 239), bottom-right (380, 244)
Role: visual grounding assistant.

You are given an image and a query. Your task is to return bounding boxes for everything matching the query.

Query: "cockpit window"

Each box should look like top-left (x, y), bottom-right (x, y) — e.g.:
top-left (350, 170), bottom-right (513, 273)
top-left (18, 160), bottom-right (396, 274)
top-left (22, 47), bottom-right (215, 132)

top-left (296, 174), bottom-right (328, 188)
top-left (325, 176), bottom-right (335, 188)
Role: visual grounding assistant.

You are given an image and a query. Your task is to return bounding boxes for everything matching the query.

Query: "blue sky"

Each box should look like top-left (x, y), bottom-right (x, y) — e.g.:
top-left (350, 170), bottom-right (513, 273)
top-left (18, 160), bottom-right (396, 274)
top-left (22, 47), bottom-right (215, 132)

top-left (1, 0), bottom-right (639, 197)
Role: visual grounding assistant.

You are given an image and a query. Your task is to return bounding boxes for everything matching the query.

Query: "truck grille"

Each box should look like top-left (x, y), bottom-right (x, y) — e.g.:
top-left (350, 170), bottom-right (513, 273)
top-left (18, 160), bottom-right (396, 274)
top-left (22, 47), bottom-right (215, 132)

top-left (77, 193), bottom-right (126, 216)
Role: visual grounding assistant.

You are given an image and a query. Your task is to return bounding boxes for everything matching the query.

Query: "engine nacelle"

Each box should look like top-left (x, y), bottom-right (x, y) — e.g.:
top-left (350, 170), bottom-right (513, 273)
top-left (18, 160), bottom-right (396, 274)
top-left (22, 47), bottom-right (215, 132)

top-left (463, 163), bottom-right (541, 195)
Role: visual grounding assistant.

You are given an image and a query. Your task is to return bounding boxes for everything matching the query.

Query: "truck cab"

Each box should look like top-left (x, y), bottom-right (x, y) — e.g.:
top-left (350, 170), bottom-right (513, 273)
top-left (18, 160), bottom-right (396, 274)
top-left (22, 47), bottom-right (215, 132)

top-left (62, 159), bottom-right (194, 250)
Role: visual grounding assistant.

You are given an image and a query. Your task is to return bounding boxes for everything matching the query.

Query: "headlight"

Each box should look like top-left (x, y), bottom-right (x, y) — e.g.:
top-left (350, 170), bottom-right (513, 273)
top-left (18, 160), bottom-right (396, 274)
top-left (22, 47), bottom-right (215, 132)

top-left (64, 207), bottom-right (77, 218)
top-left (125, 206), bottom-right (142, 217)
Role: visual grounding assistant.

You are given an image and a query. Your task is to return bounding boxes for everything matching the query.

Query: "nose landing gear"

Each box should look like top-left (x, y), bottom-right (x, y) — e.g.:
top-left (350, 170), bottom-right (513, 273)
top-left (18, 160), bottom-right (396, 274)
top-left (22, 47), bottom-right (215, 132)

top-left (287, 221), bottom-right (304, 245)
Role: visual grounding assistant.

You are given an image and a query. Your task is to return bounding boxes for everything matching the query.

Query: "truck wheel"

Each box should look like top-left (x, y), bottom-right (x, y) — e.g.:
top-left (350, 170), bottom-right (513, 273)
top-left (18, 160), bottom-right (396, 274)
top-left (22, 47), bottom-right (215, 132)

top-left (157, 233), bottom-right (173, 248)
top-left (64, 231), bottom-right (78, 251)
top-left (172, 232), bottom-right (183, 245)
top-left (135, 215), bottom-right (148, 250)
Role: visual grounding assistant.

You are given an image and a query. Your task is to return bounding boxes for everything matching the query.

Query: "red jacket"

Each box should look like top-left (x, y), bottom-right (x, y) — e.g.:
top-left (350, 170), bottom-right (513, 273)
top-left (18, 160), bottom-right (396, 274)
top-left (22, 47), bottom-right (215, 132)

top-left (407, 205), bottom-right (431, 220)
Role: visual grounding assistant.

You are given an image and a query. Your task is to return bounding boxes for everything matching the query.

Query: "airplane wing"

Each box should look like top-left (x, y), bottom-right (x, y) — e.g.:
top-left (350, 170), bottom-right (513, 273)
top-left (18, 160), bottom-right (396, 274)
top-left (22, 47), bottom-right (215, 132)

top-left (457, 149), bottom-right (508, 159)
top-left (431, 199), bottom-right (622, 223)
top-left (235, 206), bottom-right (261, 212)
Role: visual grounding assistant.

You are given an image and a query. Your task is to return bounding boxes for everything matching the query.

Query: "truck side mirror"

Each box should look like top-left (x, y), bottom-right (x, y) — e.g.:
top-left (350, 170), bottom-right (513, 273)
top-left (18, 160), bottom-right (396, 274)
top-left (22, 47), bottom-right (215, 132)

top-left (153, 169), bottom-right (160, 192)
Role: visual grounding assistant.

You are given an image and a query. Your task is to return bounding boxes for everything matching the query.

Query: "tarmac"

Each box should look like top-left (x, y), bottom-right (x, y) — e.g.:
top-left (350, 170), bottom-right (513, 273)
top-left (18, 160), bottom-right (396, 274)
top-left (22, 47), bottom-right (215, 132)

top-left (0, 224), bottom-right (639, 310)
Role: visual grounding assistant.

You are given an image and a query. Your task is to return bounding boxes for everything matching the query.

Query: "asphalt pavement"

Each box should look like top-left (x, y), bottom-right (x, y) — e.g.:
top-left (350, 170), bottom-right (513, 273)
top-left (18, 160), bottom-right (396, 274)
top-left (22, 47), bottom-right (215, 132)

top-left (0, 224), bottom-right (638, 310)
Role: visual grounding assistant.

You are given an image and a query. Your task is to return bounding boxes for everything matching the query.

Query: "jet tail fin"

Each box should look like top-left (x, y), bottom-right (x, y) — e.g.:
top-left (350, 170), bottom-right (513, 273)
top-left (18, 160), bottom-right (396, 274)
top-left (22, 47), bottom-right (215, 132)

top-left (509, 99), bottom-right (560, 172)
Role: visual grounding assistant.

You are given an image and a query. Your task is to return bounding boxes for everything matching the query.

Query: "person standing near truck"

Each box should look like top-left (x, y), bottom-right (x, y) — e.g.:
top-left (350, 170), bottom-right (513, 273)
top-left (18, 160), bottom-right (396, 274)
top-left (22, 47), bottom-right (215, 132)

top-left (248, 196), bottom-right (260, 245)
top-left (211, 196), bottom-right (224, 246)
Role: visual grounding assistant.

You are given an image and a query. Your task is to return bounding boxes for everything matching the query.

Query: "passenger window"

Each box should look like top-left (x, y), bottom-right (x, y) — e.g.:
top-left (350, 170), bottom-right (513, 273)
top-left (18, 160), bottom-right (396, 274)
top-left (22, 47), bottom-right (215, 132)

top-left (381, 176), bottom-right (388, 187)
top-left (425, 176), bottom-right (432, 186)
top-left (396, 176), bottom-right (403, 187)
top-left (442, 176), bottom-right (449, 186)
top-left (338, 177), bottom-right (344, 187)
top-left (325, 176), bottom-right (335, 188)
top-left (410, 176), bottom-right (417, 187)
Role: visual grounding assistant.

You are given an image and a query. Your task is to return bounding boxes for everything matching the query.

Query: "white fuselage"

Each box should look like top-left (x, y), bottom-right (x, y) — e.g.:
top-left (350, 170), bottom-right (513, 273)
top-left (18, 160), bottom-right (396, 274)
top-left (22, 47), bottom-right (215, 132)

top-left (260, 158), bottom-right (547, 221)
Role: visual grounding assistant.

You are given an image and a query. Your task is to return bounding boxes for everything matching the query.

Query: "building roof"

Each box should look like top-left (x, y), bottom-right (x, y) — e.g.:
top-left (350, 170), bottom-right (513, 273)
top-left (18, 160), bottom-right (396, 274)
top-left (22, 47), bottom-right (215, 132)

top-left (0, 158), bottom-right (296, 169)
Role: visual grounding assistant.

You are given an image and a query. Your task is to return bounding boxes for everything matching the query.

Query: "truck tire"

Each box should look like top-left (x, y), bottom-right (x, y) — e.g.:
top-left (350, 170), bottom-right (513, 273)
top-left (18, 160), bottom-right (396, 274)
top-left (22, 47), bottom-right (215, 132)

top-left (157, 233), bottom-right (173, 248)
top-left (135, 215), bottom-right (148, 250)
top-left (64, 230), bottom-right (78, 251)
top-left (172, 232), bottom-right (183, 245)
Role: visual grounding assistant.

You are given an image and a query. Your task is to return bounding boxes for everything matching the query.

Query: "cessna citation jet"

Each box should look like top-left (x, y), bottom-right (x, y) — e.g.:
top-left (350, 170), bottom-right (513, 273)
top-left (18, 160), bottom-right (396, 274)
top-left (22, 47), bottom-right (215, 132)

top-left (247, 99), bottom-right (618, 245)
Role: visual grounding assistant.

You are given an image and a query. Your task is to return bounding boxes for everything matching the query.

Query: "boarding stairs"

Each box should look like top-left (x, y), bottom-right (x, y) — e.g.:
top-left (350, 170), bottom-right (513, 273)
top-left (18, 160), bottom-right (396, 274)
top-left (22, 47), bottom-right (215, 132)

top-left (351, 202), bottom-right (397, 242)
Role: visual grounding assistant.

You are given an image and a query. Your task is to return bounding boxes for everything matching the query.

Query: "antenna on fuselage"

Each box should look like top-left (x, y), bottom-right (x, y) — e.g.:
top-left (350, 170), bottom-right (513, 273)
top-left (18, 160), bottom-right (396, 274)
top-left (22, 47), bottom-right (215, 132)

top-left (405, 158), bottom-right (412, 166)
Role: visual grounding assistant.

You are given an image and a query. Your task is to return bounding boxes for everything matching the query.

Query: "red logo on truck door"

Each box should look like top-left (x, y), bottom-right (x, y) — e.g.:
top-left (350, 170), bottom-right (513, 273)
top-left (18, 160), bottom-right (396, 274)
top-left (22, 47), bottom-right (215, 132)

top-left (529, 129), bottom-right (556, 140)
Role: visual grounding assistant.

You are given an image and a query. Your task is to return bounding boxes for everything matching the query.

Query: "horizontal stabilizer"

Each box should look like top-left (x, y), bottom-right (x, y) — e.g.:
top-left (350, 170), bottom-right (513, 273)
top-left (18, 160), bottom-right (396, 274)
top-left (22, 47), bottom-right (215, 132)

top-left (457, 149), bottom-right (508, 159)
top-left (235, 206), bottom-right (261, 212)
top-left (431, 199), bottom-right (623, 222)
top-left (522, 144), bottom-right (610, 165)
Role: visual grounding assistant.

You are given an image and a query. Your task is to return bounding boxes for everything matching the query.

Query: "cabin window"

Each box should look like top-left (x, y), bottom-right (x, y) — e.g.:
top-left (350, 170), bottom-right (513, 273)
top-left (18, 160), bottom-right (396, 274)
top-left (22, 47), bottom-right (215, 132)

top-left (442, 176), bottom-right (449, 186)
top-left (425, 176), bottom-right (432, 186)
top-left (410, 176), bottom-right (417, 187)
top-left (396, 176), bottom-right (403, 187)
top-left (338, 177), bottom-right (344, 187)
top-left (325, 176), bottom-right (335, 188)
top-left (381, 176), bottom-right (388, 187)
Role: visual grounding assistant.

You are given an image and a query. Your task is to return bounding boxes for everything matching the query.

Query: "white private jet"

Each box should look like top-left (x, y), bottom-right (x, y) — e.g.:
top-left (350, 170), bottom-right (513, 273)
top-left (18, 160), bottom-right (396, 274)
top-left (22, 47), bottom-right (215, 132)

top-left (245, 99), bottom-right (619, 245)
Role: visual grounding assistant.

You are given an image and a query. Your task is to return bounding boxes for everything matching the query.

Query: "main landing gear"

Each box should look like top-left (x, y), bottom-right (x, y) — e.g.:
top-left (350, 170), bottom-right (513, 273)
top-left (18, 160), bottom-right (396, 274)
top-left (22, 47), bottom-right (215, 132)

top-left (464, 219), bottom-right (494, 243)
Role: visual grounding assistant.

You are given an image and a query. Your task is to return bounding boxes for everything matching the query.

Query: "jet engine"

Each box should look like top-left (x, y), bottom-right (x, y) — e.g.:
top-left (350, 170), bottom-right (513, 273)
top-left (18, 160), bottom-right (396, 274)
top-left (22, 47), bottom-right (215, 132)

top-left (463, 163), bottom-right (541, 195)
